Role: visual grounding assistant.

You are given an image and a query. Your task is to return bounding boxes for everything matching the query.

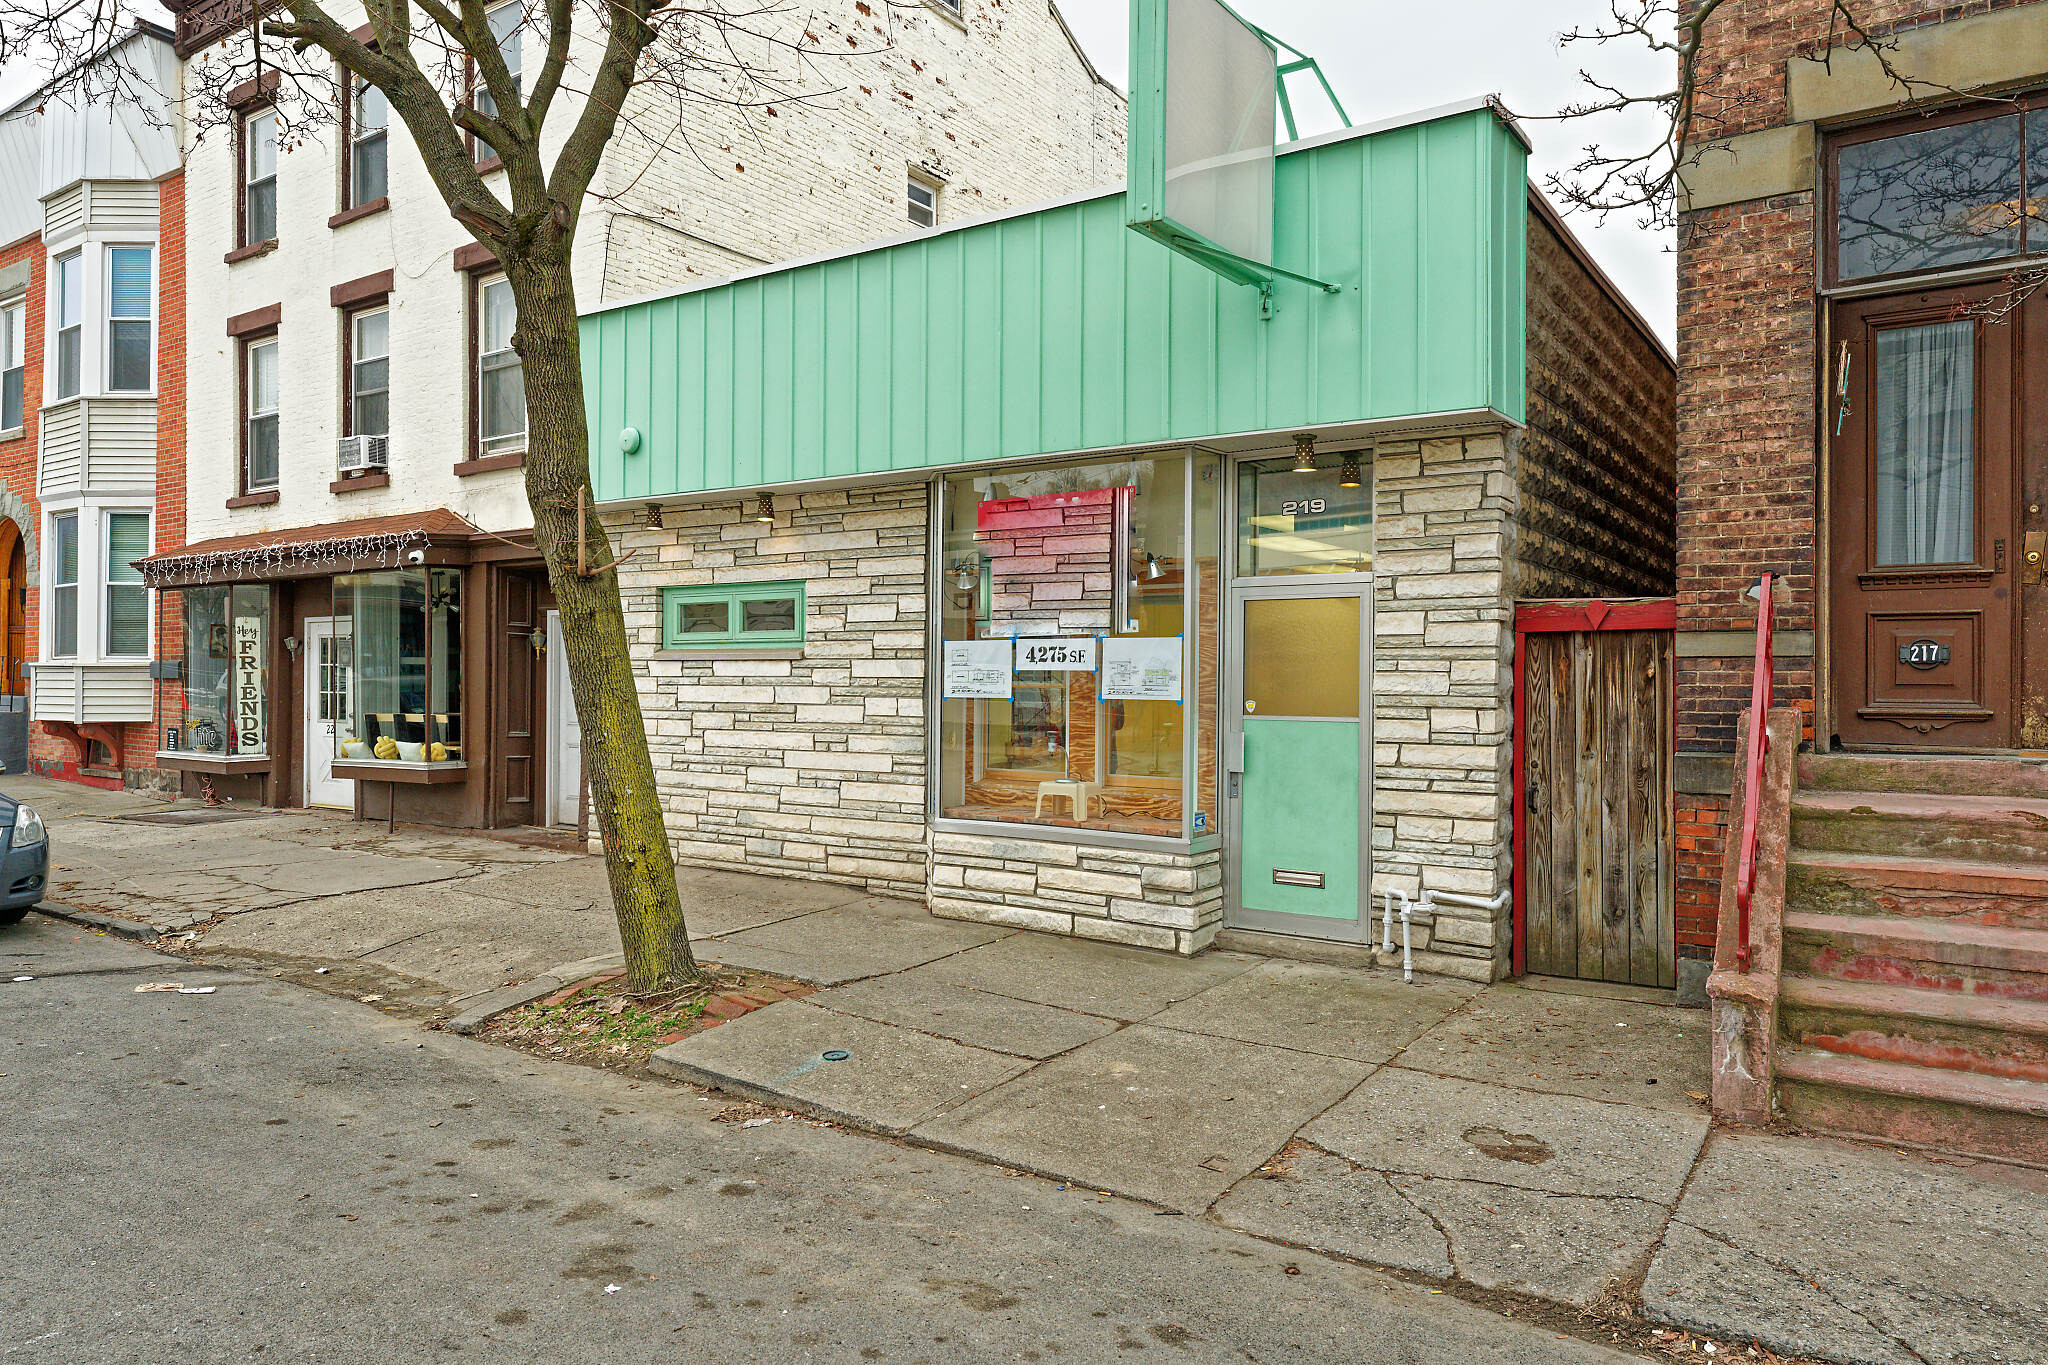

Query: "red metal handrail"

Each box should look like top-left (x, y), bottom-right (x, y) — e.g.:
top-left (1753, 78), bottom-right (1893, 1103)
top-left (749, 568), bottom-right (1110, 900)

top-left (1734, 572), bottom-right (1775, 971)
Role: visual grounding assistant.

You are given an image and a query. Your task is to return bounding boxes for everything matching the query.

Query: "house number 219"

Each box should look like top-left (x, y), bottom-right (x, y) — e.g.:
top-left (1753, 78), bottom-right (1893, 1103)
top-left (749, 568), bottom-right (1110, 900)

top-left (1282, 498), bottom-right (1327, 516)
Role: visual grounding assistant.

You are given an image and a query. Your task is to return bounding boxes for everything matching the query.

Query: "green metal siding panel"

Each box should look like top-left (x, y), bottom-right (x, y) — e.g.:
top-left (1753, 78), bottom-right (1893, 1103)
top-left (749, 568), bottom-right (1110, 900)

top-left (589, 107), bottom-right (1529, 501)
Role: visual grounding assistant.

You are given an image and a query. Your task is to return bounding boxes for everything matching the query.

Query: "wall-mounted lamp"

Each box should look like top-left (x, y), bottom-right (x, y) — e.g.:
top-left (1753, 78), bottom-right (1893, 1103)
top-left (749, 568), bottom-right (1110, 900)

top-left (529, 627), bottom-right (547, 655)
top-left (1291, 432), bottom-right (1317, 474)
top-left (1145, 552), bottom-right (1164, 581)
top-left (754, 492), bottom-right (775, 524)
top-left (947, 555), bottom-right (980, 609)
top-left (644, 502), bottom-right (664, 529)
top-left (283, 636), bottom-right (302, 657)
top-left (1339, 451), bottom-right (1363, 489)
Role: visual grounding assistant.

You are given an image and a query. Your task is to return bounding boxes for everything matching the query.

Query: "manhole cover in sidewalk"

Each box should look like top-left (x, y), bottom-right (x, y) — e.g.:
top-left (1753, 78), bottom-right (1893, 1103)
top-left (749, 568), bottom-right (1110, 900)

top-left (120, 809), bottom-right (274, 826)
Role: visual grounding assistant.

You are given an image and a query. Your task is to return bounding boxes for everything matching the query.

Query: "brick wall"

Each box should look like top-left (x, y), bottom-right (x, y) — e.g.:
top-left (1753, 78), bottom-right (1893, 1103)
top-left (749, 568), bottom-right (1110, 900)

top-left (607, 484), bottom-right (931, 893)
top-left (1671, 0), bottom-right (2048, 964)
top-left (1520, 201), bottom-right (1677, 600)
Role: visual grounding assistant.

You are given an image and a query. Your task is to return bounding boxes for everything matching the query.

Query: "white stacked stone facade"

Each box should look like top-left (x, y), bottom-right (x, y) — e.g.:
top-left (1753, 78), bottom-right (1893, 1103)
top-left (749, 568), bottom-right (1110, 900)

top-left (608, 483), bottom-right (931, 894)
top-left (930, 835), bottom-right (1224, 955)
top-left (1370, 431), bottom-right (1519, 982)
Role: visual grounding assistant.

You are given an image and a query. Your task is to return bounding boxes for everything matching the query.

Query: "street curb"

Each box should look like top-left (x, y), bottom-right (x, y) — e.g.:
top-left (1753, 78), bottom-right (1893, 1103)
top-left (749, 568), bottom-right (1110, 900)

top-left (34, 903), bottom-right (160, 943)
top-left (445, 976), bottom-right (564, 1035)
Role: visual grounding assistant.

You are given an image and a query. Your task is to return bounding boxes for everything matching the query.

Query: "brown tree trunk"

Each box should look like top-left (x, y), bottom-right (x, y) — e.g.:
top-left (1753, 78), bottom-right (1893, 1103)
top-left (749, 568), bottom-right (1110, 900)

top-left (507, 241), bottom-right (706, 993)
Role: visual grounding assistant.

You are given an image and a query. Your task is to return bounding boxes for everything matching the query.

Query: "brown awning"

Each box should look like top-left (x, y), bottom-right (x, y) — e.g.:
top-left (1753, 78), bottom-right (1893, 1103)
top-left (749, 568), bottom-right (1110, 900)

top-left (137, 510), bottom-right (488, 586)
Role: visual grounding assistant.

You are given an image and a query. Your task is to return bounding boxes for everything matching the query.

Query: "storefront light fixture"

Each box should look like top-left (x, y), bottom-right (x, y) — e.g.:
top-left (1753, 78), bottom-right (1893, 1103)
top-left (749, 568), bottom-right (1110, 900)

top-left (754, 492), bottom-right (775, 524)
top-left (1291, 433), bottom-right (1317, 474)
top-left (952, 557), bottom-right (980, 594)
top-left (1145, 553), bottom-right (1164, 580)
top-left (1339, 451), bottom-right (1363, 488)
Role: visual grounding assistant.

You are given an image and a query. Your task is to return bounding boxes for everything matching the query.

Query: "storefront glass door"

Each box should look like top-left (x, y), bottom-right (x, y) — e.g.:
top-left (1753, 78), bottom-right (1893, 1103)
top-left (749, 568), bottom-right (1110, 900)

top-left (1224, 585), bottom-right (1371, 939)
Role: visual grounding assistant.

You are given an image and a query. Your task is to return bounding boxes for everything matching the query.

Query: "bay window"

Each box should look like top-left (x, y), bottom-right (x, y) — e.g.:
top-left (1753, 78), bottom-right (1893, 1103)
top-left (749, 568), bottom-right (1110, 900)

top-left (477, 276), bottom-right (524, 454)
top-left (53, 251), bottom-right (81, 400)
top-left (106, 246), bottom-right (153, 392)
top-left (332, 569), bottom-right (463, 765)
top-left (174, 586), bottom-right (272, 755)
top-left (1, 298), bottom-right (22, 430)
top-left (50, 512), bottom-right (77, 658)
top-left (103, 512), bottom-right (149, 656)
top-left (938, 452), bottom-right (1213, 840)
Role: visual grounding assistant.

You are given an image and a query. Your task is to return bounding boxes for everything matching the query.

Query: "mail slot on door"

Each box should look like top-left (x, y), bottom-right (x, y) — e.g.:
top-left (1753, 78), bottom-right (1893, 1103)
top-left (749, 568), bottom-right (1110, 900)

top-left (1272, 869), bottom-right (1325, 889)
top-left (1899, 639), bottom-right (1951, 670)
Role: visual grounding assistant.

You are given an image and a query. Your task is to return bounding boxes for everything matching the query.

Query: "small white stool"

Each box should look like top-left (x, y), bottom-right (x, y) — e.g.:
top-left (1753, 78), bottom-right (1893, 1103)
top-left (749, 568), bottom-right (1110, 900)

top-left (1034, 779), bottom-right (1103, 821)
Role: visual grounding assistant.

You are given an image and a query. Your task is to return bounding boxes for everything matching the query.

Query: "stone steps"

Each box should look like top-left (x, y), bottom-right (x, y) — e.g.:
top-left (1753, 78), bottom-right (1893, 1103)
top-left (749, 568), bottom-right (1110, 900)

top-left (1774, 1044), bottom-right (2048, 1166)
top-left (1791, 791), bottom-right (2048, 866)
top-left (1779, 975), bottom-right (2048, 1079)
top-left (1781, 910), bottom-right (2048, 1000)
top-left (1785, 850), bottom-right (2048, 931)
top-left (1798, 753), bottom-right (2048, 800)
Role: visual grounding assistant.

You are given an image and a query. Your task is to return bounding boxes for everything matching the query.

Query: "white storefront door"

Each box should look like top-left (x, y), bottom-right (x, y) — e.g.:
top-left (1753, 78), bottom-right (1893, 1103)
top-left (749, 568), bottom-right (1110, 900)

top-left (545, 610), bottom-right (584, 827)
top-left (304, 617), bottom-right (355, 810)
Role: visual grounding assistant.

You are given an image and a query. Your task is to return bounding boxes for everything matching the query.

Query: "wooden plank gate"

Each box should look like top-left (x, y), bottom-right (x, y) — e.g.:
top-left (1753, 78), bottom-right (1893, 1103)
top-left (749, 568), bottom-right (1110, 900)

top-left (1512, 599), bottom-right (1677, 988)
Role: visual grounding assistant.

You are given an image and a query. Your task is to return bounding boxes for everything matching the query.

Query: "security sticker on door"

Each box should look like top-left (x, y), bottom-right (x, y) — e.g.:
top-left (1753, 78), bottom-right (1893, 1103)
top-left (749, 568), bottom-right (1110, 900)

top-left (1015, 637), bottom-right (1096, 671)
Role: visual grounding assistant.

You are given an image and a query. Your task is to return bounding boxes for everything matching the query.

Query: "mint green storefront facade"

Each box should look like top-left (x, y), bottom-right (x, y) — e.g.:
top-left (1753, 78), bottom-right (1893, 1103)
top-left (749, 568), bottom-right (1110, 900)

top-left (582, 101), bottom-right (1676, 979)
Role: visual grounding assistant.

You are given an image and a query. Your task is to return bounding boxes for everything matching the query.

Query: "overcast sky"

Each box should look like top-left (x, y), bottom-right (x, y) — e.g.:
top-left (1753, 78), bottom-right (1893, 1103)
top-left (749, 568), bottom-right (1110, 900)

top-left (1057, 0), bottom-right (1677, 346)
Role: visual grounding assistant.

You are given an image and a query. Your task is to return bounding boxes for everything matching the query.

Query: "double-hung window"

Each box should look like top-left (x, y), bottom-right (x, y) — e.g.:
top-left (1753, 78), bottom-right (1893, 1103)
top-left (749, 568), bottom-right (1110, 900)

top-left (0, 299), bottom-right (23, 430)
top-left (53, 251), bottom-right (82, 400)
top-left (104, 512), bottom-right (149, 657)
top-left (50, 512), bottom-right (78, 658)
top-left (349, 308), bottom-right (390, 437)
top-left (245, 338), bottom-right (280, 491)
top-left (349, 74), bottom-right (388, 207)
top-left (106, 246), bottom-right (153, 392)
top-left (243, 109), bottom-right (278, 245)
top-left (908, 176), bottom-right (938, 228)
top-left (473, 4), bottom-right (523, 163)
top-left (477, 276), bottom-right (524, 454)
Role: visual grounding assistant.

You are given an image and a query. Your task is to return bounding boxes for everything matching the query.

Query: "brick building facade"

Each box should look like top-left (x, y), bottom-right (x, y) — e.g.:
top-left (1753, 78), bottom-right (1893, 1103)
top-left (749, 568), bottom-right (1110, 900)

top-left (1673, 1), bottom-right (2048, 962)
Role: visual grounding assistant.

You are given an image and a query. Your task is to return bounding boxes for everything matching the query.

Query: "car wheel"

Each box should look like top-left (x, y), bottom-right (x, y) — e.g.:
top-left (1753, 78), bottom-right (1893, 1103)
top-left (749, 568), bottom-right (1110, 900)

top-left (0, 906), bottom-right (30, 926)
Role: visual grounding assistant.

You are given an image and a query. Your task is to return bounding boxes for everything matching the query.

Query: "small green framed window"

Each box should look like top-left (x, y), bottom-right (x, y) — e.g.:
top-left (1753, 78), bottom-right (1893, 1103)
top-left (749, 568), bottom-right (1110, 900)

top-left (661, 581), bottom-right (806, 650)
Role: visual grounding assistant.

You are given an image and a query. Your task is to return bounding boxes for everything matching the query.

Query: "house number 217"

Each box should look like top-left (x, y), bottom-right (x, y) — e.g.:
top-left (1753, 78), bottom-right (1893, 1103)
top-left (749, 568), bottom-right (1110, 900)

top-left (1282, 499), bottom-right (1327, 516)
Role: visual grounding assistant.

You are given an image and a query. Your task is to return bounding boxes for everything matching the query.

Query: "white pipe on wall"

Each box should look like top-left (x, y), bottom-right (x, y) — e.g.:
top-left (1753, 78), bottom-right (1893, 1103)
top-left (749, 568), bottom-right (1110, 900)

top-left (1407, 885), bottom-right (1511, 985)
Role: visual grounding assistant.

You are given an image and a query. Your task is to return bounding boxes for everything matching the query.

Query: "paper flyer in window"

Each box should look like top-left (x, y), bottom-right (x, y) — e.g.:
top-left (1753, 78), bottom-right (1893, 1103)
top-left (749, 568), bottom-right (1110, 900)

top-left (1100, 636), bottom-right (1182, 702)
top-left (942, 639), bottom-right (1013, 699)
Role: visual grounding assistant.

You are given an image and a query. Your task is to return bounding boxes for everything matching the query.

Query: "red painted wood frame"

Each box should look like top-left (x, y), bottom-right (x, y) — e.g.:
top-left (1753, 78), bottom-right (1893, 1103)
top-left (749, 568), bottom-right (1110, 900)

top-left (1510, 598), bottom-right (1677, 976)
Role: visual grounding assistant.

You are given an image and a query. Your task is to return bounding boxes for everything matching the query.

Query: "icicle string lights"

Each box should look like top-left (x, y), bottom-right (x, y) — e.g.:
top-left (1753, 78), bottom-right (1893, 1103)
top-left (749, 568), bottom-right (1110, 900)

top-left (139, 529), bottom-right (431, 588)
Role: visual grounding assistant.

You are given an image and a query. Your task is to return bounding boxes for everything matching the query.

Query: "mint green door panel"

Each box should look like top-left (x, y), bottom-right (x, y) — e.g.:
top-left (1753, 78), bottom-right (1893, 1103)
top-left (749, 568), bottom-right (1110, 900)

top-left (585, 105), bottom-right (1530, 502)
top-left (1238, 718), bottom-right (1361, 921)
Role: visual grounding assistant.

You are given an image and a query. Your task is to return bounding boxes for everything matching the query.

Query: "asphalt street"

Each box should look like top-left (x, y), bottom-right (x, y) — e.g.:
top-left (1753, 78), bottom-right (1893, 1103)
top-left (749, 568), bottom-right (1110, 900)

top-left (0, 914), bottom-right (1641, 1364)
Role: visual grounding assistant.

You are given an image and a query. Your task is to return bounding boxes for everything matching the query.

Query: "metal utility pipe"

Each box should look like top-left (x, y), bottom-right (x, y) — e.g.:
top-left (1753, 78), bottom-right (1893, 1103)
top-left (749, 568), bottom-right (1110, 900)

top-left (1409, 886), bottom-right (1511, 984)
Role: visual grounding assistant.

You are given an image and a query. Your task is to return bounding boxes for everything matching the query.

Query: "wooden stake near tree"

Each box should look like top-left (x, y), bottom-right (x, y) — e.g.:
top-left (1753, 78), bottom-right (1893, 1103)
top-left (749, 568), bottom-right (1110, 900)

top-left (1, 0), bottom-right (875, 993)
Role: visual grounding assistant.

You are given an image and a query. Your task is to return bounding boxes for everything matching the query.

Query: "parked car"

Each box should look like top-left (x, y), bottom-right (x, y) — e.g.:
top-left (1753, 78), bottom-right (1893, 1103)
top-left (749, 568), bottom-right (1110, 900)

top-left (0, 794), bottom-right (47, 924)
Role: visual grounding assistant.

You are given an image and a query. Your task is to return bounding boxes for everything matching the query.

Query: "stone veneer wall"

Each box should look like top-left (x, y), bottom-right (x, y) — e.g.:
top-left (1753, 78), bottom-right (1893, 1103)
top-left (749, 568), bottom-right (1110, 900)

top-left (1372, 431), bottom-right (1518, 981)
top-left (608, 483), bottom-right (932, 895)
top-left (929, 836), bottom-right (1224, 955)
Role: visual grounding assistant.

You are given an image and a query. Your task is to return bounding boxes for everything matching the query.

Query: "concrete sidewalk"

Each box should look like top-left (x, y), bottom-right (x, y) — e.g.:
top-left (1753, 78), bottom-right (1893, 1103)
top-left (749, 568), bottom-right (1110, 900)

top-left (15, 772), bottom-right (2043, 1363)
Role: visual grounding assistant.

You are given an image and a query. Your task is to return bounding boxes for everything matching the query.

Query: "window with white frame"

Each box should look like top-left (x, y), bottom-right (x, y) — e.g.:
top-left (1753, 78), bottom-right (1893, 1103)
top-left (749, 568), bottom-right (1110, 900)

top-left (0, 298), bottom-right (23, 430)
top-left (477, 276), bottom-right (524, 453)
top-left (244, 109), bottom-right (278, 245)
top-left (53, 251), bottom-right (82, 400)
top-left (349, 74), bottom-right (388, 207)
top-left (349, 308), bottom-right (390, 437)
top-left (51, 512), bottom-right (78, 658)
top-left (473, 3), bottom-right (523, 162)
top-left (106, 246), bottom-right (153, 392)
top-left (245, 337), bottom-right (280, 491)
top-left (908, 175), bottom-right (939, 229)
top-left (104, 511), bottom-right (149, 656)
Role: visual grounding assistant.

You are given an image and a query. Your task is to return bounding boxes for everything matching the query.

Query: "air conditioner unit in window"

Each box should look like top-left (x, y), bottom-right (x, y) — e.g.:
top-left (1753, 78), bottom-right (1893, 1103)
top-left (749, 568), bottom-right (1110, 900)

top-left (336, 434), bottom-right (391, 475)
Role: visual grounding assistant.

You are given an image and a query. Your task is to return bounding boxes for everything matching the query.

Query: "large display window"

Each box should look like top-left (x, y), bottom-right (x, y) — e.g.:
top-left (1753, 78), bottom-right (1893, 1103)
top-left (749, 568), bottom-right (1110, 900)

top-left (938, 452), bottom-right (1217, 841)
top-left (333, 569), bottom-right (463, 764)
top-left (171, 586), bottom-right (273, 756)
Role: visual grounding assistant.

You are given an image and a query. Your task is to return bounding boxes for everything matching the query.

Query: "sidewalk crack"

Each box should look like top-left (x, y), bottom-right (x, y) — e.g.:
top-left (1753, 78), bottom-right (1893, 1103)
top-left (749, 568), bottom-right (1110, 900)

top-left (1674, 1219), bottom-right (1932, 1365)
top-left (1378, 1170), bottom-right (1460, 1278)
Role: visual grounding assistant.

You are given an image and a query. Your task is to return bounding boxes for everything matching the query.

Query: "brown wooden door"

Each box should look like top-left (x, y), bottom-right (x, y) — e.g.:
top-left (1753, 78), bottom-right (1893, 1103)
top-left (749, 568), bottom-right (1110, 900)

top-left (493, 569), bottom-right (542, 824)
top-left (1830, 285), bottom-right (2021, 748)
top-left (1519, 625), bottom-right (1675, 988)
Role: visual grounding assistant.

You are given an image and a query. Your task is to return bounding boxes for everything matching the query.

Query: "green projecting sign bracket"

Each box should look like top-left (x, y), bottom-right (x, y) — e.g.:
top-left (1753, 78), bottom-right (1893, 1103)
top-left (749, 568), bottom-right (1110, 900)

top-left (1124, 0), bottom-right (1350, 305)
